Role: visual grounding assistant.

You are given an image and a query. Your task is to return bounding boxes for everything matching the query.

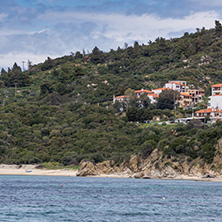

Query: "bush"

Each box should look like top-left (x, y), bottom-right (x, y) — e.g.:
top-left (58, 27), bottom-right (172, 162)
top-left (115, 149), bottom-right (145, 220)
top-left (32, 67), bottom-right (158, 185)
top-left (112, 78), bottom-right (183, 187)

top-left (200, 143), bottom-right (216, 164)
top-left (141, 140), bottom-right (156, 159)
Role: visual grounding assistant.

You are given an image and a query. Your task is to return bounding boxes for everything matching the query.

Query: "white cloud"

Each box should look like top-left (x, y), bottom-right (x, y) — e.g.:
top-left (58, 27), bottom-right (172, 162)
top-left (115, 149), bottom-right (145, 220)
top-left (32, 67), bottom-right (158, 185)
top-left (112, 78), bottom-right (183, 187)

top-left (0, 52), bottom-right (60, 70)
top-left (38, 10), bottom-right (220, 43)
top-left (0, 9), bottom-right (221, 69)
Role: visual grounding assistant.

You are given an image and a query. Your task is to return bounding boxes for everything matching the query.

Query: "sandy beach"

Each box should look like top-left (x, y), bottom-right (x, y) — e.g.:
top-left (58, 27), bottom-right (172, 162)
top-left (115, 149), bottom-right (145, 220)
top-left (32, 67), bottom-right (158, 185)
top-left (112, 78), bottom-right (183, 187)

top-left (1, 164), bottom-right (222, 182)
top-left (0, 164), bottom-right (78, 177)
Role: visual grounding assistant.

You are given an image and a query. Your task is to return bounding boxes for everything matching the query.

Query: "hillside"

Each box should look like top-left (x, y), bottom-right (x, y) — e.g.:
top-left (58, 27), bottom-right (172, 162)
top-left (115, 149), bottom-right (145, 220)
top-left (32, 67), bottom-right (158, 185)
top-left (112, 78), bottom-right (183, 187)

top-left (0, 22), bottom-right (222, 169)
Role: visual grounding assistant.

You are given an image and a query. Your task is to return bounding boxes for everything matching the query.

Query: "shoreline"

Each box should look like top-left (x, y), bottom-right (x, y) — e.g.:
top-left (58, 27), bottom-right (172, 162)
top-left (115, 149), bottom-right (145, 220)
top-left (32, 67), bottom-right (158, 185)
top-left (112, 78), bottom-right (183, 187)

top-left (1, 164), bottom-right (222, 182)
top-left (0, 164), bottom-right (78, 177)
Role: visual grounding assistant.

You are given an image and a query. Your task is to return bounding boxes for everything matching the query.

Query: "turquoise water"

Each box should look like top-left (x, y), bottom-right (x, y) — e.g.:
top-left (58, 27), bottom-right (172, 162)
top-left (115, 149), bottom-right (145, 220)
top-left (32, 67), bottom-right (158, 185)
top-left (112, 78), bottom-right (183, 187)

top-left (0, 176), bottom-right (222, 221)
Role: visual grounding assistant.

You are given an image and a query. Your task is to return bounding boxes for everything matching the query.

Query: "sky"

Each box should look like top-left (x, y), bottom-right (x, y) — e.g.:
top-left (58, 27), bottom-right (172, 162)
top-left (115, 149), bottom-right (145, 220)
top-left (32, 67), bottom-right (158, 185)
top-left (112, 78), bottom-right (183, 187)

top-left (0, 0), bottom-right (222, 69)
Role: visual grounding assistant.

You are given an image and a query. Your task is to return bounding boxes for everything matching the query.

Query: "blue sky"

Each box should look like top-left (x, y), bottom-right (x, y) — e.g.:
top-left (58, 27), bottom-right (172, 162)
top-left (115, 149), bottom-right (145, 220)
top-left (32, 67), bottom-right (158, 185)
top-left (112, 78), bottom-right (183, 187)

top-left (0, 0), bottom-right (222, 69)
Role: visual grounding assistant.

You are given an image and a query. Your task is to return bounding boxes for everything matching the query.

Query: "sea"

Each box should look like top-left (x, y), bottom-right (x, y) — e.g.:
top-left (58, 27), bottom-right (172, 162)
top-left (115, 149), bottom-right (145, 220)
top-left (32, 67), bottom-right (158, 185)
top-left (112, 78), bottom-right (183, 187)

top-left (0, 176), bottom-right (221, 222)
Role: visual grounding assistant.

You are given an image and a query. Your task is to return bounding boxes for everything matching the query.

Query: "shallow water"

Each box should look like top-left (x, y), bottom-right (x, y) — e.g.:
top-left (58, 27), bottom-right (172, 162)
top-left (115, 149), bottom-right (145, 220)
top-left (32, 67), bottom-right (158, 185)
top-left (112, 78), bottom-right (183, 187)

top-left (0, 176), bottom-right (222, 221)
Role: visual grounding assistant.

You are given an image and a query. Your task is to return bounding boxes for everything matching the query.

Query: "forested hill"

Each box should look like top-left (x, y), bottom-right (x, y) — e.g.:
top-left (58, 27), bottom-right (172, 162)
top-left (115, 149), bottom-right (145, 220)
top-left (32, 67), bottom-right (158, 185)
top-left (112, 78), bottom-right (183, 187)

top-left (0, 21), bottom-right (222, 166)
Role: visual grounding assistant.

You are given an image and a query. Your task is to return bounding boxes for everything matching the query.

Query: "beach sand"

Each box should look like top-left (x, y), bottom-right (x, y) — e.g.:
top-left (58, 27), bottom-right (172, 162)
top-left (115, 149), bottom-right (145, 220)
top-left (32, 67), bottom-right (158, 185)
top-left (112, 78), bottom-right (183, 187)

top-left (1, 164), bottom-right (222, 181)
top-left (0, 164), bottom-right (78, 176)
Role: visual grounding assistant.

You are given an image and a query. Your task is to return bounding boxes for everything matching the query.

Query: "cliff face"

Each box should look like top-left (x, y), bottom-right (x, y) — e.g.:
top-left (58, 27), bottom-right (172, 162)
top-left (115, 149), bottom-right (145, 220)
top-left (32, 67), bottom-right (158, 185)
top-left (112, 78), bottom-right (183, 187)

top-left (77, 140), bottom-right (222, 179)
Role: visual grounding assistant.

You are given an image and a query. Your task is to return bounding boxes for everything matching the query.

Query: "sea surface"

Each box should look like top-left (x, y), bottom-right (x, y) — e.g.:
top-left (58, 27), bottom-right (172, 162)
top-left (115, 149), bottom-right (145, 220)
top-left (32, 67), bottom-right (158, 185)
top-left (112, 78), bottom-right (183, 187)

top-left (0, 176), bottom-right (222, 222)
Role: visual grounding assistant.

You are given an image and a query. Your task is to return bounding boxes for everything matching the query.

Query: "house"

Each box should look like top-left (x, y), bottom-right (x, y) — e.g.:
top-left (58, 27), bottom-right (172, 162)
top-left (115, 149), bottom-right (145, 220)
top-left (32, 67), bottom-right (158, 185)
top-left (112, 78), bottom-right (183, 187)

top-left (178, 92), bottom-right (192, 109)
top-left (164, 81), bottom-right (187, 92)
top-left (113, 89), bottom-right (153, 103)
top-left (113, 95), bottom-right (129, 103)
top-left (195, 108), bottom-right (222, 118)
top-left (208, 94), bottom-right (222, 109)
top-left (147, 94), bottom-right (159, 104)
top-left (211, 83), bottom-right (222, 96)
top-left (134, 89), bottom-right (153, 97)
top-left (188, 89), bottom-right (205, 105)
top-left (152, 87), bottom-right (173, 96)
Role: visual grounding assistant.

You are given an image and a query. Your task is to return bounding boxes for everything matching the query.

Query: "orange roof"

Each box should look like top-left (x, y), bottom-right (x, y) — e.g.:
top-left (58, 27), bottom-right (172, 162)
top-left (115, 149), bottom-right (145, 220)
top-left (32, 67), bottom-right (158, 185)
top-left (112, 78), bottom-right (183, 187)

top-left (180, 92), bottom-right (192, 97)
top-left (211, 83), bottom-right (222, 87)
top-left (195, 108), bottom-right (221, 113)
top-left (212, 94), bottom-right (222, 96)
top-left (114, 95), bottom-right (128, 99)
top-left (171, 82), bottom-right (184, 86)
top-left (152, 87), bottom-right (173, 91)
top-left (195, 108), bottom-right (212, 113)
top-left (148, 94), bottom-right (159, 98)
top-left (135, 89), bottom-right (153, 94)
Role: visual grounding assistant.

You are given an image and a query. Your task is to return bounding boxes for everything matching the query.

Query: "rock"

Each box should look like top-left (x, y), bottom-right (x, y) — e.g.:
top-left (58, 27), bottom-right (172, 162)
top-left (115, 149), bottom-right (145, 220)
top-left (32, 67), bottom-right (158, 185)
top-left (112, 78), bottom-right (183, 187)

top-left (129, 155), bottom-right (139, 172)
top-left (133, 172), bottom-right (144, 179)
top-left (202, 174), bottom-right (215, 179)
top-left (150, 169), bottom-right (162, 178)
top-left (142, 175), bottom-right (151, 179)
top-left (163, 166), bottom-right (178, 178)
top-left (76, 161), bottom-right (98, 177)
top-left (96, 161), bottom-right (113, 174)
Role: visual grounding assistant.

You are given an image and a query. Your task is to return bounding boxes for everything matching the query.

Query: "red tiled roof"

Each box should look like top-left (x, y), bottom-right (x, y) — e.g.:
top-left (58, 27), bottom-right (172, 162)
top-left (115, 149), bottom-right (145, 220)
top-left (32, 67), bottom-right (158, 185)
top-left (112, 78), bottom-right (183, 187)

top-left (212, 94), bottom-right (222, 96)
top-left (180, 92), bottom-right (192, 97)
top-left (211, 83), bottom-right (222, 87)
top-left (148, 93), bottom-right (159, 98)
top-left (114, 95), bottom-right (128, 99)
top-left (195, 108), bottom-right (213, 113)
top-left (152, 87), bottom-right (173, 91)
top-left (171, 82), bottom-right (184, 86)
top-left (195, 108), bottom-right (221, 114)
top-left (135, 89), bottom-right (153, 94)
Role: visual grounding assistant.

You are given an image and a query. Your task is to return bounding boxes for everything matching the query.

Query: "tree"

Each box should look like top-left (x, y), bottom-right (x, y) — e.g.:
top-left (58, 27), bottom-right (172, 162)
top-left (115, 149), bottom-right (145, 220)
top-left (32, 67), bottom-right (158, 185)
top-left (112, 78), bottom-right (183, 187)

top-left (27, 60), bottom-right (32, 70)
top-left (74, 51), bottom-right (83, 59)
top-left (0, 64), bottom-right (31, 87)
top-left (140, 93), bottom-right (151, 108)
top-left (90, 46), bottom-right (104, 64)
top-left (157, 89), bottom-right (179, 110)
top-left (40, 81), bottom-right (54, 95)
top-left (124, 88), bottom-right (138, 108)
top-left (41, 57), bottom-right (53, 71)
top-left (215, 20), bottom-right (222, 33)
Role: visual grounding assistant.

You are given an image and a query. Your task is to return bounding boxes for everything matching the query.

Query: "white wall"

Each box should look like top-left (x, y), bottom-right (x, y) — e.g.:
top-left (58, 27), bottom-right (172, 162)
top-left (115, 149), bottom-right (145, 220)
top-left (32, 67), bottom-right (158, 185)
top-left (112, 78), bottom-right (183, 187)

top-left (208, 95), bottom-right (222, 109)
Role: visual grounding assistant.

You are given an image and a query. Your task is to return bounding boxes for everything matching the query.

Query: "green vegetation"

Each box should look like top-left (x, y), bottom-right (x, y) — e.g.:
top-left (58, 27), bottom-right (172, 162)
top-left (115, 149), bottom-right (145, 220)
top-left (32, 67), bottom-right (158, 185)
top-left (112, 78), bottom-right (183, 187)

top-left (0, 22), bottom-right (222, 166)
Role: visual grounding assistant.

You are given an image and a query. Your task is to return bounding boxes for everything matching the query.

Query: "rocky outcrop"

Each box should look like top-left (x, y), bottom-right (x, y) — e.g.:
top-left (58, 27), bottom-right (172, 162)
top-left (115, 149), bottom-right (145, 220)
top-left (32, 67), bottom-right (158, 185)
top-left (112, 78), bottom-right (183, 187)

top-left (76, 161), bottom-right (98, 177)
top-left (77, 148), bottom-right (222, 179)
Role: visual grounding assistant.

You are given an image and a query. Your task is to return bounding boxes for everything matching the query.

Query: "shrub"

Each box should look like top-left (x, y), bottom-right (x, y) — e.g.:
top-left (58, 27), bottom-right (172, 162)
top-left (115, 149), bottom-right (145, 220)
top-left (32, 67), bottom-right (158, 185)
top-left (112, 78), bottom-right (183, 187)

top-left (141, 140), bottom-right (156, 159)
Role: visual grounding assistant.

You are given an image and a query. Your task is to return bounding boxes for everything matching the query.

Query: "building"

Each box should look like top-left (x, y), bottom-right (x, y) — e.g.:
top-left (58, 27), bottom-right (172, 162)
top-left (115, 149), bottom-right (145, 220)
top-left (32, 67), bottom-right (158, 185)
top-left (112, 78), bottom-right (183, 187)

top-left (113, 89), bottom-right (153, 104)
top-left (134, 89), bottom-right (153, 97)
top-left (152, 87), bottom-right (173, 96)
top-left (113, 95), bottom-right (129, 103)
top-left (164, 81), bottom-right (187, 92)
top-left (188, 89), bottom-right (205, 105)
top-left (208, 94), bottom-right (222, 109)
top-left (178, 92), bottom-right (192, 109)
top-left (195, 108), bottom-right (222, 119)
top-left (147, 94), bottom-right (159, 104)
top-left (211, 83), bottom-right (222, 96)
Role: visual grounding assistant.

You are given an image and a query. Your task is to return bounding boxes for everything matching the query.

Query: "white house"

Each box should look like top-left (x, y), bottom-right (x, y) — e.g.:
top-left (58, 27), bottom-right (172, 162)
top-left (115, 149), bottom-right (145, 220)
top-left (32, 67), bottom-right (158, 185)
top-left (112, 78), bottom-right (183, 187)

top-left (134, 89), bottom-right (153, 97)
top-left (113, 95), bottom-right (129, 103)
top-left (147, 94), bottom-right (159, 104)
top-left (208, 94), bottom-right (222, 109)
top-left (195, 108), bottom-right (222, 120)
top-left (164, 81), bottom-right (186, 92)
top-left (211, 83), bottom-right (222, 96)
top-left (152, 87), bottom-right (173, 95)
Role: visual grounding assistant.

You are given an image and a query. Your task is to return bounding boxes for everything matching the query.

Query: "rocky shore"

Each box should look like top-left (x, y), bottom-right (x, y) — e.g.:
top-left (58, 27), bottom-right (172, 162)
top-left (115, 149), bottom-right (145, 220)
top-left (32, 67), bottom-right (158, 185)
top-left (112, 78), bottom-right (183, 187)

top-left (76, 149), bottom-right (222, 181)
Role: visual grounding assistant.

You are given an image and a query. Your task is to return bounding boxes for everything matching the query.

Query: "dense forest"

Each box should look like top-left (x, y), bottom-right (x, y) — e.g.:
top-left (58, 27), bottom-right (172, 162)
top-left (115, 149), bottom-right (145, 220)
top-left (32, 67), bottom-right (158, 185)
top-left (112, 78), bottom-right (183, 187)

top-left (0, 21), bottom-right (222, 167)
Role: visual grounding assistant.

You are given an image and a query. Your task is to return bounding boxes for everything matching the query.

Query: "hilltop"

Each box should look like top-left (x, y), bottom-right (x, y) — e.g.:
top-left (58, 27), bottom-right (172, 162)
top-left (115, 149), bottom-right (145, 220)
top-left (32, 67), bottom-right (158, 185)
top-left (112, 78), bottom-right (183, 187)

top-left (0, 21), bottom-right (222, 174)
